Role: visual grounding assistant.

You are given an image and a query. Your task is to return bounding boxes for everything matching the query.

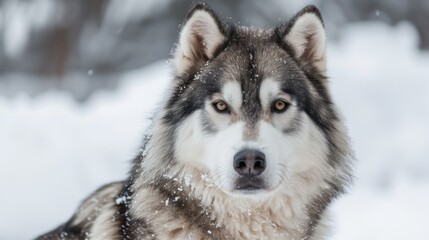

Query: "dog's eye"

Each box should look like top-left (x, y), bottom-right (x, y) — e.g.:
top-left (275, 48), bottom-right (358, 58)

top-left (272, 100), bottom-right (290, 113)
top-left (212, 100), bottom-right (229, 113)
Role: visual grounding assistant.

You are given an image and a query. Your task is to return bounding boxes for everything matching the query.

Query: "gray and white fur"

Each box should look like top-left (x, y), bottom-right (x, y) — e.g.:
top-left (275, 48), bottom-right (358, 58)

top-left (36, 3), bottom-right (354, 240)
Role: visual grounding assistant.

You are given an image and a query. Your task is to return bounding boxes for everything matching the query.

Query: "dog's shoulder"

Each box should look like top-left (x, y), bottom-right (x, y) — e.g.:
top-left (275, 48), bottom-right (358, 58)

top-left (35, 181), bottom-right (124, 240)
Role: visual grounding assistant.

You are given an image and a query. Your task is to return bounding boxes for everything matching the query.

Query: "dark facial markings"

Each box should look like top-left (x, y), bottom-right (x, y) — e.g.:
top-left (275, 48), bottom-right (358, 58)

top-left (200, 110), bottom-right (217, 134)
top-left (165, 26), bottom-right (335, 148)
top-left (163, 65), bottom-right (222, 126)
top-left (282, 112), bottom-right (303, 134)
top-left (241, 47), bottom-right (262, 140)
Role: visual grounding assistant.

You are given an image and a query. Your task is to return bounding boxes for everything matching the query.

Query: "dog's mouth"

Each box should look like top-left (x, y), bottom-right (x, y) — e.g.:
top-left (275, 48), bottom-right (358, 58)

top-left (234, 176), bottom-right (266, 192)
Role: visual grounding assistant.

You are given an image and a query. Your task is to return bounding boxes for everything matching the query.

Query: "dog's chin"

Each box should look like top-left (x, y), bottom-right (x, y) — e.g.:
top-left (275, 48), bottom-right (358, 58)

top-left (224, 177), bottom-right (274, 198)
top-left (227, 188), bottom-right (273, 199)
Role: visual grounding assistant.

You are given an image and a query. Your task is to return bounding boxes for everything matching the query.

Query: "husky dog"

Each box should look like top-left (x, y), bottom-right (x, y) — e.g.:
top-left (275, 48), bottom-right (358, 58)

top-left (37, 3), bottom-right (353, 240)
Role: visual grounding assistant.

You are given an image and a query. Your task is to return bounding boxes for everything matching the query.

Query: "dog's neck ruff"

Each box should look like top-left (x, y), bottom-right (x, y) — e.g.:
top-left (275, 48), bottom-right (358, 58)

top-left (132, 161), bottom-right (323, 239)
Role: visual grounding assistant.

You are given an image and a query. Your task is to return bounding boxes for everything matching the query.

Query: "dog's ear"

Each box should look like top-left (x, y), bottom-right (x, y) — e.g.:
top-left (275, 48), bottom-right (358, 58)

top-left (174, 3), bottom-right (226, 75)
top-left (279, 5), bottom-right (326, 73)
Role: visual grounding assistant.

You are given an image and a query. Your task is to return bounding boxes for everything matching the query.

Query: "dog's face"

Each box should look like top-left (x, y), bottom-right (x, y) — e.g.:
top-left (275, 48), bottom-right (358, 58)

top-left (164, 4), bottom-right (332, 197)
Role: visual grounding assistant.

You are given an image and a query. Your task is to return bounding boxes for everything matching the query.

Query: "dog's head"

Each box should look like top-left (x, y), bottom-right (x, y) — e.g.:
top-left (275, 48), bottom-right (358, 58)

top-left (161, 4), bottom-right (344, 198)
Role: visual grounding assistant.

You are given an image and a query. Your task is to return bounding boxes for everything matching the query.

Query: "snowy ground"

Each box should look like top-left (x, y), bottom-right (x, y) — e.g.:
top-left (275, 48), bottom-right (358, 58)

top-left (1, 22), bottom-right (428, 239)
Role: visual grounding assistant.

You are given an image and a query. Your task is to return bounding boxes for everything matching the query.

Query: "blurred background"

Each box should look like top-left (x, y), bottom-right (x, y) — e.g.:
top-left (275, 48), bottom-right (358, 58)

top-left (0, 0), bottom-right (428, 239)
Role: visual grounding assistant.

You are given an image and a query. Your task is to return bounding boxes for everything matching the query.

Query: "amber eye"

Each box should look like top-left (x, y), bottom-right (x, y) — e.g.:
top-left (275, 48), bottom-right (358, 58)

top-left (212, 100), bottom-right (229, 113)
top-left (272, 100), bottom-right (290, 113)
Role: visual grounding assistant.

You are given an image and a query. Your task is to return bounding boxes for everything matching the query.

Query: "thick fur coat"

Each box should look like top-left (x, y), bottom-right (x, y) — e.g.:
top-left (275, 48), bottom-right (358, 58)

top-left (37, 3), bottom-right (353, 240)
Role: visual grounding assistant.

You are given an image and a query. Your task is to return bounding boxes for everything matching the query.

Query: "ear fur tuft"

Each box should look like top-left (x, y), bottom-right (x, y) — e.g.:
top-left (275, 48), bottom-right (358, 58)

top-left (281, 5), bottom-right (327, 73)
top-left (174, 3), bottom-right (226, 75)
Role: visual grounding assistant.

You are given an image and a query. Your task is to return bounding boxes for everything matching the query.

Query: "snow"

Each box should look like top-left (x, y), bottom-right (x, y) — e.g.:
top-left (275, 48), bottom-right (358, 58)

top-left (1, 22), bottom-right (429, 239)
top-left (0, 62), bottom-right (171, 239)
top-left (328, 22), bottom-right (429, 240)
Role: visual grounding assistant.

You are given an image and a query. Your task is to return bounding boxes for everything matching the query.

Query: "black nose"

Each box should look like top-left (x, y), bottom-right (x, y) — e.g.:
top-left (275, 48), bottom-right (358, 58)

top-left (233, 149), bottom-right (266, 177)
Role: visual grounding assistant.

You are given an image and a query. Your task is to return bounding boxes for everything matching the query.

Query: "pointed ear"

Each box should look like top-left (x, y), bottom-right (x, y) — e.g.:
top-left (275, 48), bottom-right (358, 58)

top-left (281, 5), bottom-right (327, 73)
top-left (173, 3), bottom-right (227, 75)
